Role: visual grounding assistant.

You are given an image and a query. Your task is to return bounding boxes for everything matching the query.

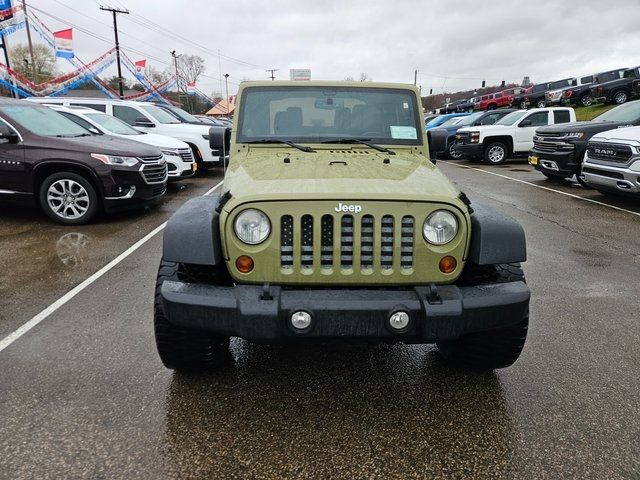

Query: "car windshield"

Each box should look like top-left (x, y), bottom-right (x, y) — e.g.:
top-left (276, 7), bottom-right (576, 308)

top-left (439, 116), bottom-right (464, 126)
top-left (494, 110), bottom-right (528, 125)
top-left (456, 112), bottom-right (484, 126)
top-left (165, 105), bottom-right (201, 123)
top-left (140, 105), bottom-right (181, 124)
top-left (426, 116), bottom-right (446, 128)
top-left (85, 113), bottom-right (141, 135)
top-left (237, 86), bottom-right (422, 145)
top-left (594, 102), bottom-right (640, 123)
top-left (0, 104), bottom-right (90, 137)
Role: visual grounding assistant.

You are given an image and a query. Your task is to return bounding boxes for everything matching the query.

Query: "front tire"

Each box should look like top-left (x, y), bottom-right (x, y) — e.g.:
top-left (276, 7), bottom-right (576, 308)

top-left (483, 142), bottom-right (508, 164)
top-left (536, 99), bottom-right (546, 108)
top-left (579, 94), bottom-right (593, 107)
top-left (438, 263), bottom-right (528, 370)
top-left (613, 90), bottom-right (629, 105)
top-left (154, 260), bottom-right (230, 371)
top-left (39, 172), bottom-right (98, 225)
top-left (448, 142), bottom-right (464, 160)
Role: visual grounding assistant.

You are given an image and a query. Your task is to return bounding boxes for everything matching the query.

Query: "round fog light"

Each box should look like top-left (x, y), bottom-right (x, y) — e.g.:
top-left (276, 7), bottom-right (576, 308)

top-left (291, 311), bottom-right (312, 330)
top-left (389, 311), bottom-right (410, 331)
top-left (439, 255), bottom-right (457, 274)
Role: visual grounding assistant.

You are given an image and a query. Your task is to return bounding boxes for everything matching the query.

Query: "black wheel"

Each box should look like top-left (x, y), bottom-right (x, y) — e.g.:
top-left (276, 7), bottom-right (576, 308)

top-left (39, 171), bottom-right (99, 225)
top-left (438, 263), bottom-right (528, 370)
top-left (448, 142), bottom-right (464, 160)
top-left (579, 94), bottom-right (593, 107)
top-left (536, 99), bottom-right (546, 108)
top-left (519, 101), bottom-right (527, 109)
top-left (154, 260), bottom-right (230, 371)
top-left (613, 90), bottom-right (629, 105)
top-left (483, 142), bottom-right (508, 164)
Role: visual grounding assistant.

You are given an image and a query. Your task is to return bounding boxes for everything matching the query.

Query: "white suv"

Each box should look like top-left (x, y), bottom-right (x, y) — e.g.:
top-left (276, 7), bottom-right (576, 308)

top-left (50, 106), bottom-right (196, 181)
top-left (28, 97), bottom-right (223, 168)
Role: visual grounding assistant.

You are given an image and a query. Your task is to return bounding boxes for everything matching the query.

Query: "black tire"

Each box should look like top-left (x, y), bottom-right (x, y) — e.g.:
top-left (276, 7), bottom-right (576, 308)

top-left (579, 94), bottom-right (593, 107)
top-left (39, 171), bottom-right (99, 225)
top-left (483, 142), bottom-right (508, 164)
top-left (447, 142), bottom-right (464, 160)
top-left (519, 101), bottom-right (527, 109)
top-left (154, 260), bottom-right (230, 371)
top-left (612, 90), bottom-right (629, 105)
top-left (536, 99), bottom-right (546, 108)
top-left (438, 263), bottom-right (528, 370)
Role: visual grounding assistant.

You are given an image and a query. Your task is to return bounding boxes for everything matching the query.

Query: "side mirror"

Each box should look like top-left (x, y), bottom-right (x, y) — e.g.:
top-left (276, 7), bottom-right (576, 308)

top-left (519, 119), bottom-right (532, 127)
top-left (427, 128), bottom-right (448, 164)
top-left (209, 126), bottom-right (231, 153)
top-left (134, 117), bottom-right (155, 128)
top-left (0, 123), bottom-right (19, 143)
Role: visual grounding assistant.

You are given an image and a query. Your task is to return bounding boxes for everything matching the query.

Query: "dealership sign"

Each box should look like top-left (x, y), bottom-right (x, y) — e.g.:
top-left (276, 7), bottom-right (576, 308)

top-left (290, 69), bottom-right (311, 81)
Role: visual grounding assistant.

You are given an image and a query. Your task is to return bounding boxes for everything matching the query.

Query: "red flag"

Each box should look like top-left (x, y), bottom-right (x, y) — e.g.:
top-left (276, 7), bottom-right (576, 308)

top-left (134, 59), bottom-right (146, 69)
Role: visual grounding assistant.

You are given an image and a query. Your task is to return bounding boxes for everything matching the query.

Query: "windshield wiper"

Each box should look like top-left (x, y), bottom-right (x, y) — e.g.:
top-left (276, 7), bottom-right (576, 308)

top-left (249, 139), bottom-right (315, 152)
top-left (321, 138), bottom-right (395, 155)
top-left (55, 133), bottom-right (91, 138)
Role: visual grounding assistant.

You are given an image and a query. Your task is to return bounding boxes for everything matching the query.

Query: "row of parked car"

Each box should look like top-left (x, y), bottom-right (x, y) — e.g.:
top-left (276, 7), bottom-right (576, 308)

top-left (0, 97), bottom-right (229, 225)
top-left (433, 65), bottom-right (640, 114)
top-left (430, 98), bottom-right (640, 199)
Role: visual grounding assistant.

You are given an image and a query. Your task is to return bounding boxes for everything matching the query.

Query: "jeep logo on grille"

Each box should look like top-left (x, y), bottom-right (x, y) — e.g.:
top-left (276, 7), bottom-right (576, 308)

top-left (335, 203), bottom-right (362, 214)
top-left (594, 148), bottom-right (615, 156)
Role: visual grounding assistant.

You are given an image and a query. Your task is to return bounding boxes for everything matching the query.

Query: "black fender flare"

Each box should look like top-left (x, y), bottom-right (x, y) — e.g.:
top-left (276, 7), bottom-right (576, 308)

top-left (162, 195), bottom-right (223, 266)
top-left (467, 202), bottom-right (527, 265)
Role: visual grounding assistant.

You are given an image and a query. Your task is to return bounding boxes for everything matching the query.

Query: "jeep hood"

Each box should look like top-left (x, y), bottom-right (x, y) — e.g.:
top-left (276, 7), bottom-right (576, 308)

top-left (222, 148), bottom-right (463, 207)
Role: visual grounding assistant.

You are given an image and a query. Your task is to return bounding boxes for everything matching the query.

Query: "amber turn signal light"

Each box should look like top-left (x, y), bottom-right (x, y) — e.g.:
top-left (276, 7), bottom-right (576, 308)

top-left (439, 256), bottom-right (457, 274)
top-left (236, 255), bottom-right (254, 273)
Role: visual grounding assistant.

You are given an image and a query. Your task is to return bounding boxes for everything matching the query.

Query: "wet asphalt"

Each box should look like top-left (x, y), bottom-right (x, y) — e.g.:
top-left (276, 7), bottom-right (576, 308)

top-left (0, 161), bottom-right (639, 479)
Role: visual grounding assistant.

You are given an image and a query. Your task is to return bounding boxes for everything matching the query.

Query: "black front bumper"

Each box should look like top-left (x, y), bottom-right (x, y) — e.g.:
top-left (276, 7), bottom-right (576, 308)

top-left (455, 142), bottom-right (484, 159)
top-left (161, 281), bottom-right (530, 342)
top-left (530, 147), bottom-right (579, 177)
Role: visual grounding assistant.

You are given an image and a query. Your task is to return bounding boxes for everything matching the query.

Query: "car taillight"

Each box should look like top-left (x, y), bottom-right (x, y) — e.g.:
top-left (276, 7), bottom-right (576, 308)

top-left (564, 90), bottom-right (573, 98)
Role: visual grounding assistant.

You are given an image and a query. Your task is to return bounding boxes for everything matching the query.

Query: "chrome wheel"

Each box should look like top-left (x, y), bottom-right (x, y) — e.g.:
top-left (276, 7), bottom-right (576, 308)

top-left (449, 143), bottom-right (463, 159)
top-left (614, 91), bottom-right (628, 104)
top-left (580, 95), bottom-right (593, 107)
top-left (537, 100), bottom-right (546, 108)
top-left (47, 179), bottom-right (90, 220)
top-left (487, 145), bottom-right (506, 164)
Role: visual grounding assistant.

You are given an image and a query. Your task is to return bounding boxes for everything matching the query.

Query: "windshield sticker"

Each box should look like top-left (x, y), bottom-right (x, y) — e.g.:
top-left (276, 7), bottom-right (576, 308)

top-left (390, 126), bottom-right (417, 139)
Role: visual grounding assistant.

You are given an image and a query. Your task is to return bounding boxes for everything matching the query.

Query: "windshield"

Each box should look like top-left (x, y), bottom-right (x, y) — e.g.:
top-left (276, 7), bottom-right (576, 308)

top-left (0, 104), bottom-right (90, 137)
top-left (237, 86), bottom-right (422, 145)
top-left (594, 102), bottom-right (640, 123)
top-left (140, 105), bottom-right (181, 124)
top-left (85, 113), bottom-right (141, 135)
top-left (456, 112), bottom-right (484, 126)
top-left (495, 110), bottom-right (528, 125)
top-left (165, 105), bottom-right (201, 123)
top-left (439, 116), bottom-right (465, 127)
top-left (426, 116), bottom-right (447, 128)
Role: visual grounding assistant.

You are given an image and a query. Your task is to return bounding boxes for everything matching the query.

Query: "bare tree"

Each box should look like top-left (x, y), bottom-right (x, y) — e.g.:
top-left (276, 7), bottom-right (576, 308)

top-left (359, 72), bottom-right (371, 82)
top-left (147, 66), bottom-right (171, 85)
top-left (176, 54), bottom-right (205, 84)
top-left (344, 76), bottom-right (355, 81)
top-left (9, 43), bottom-right (56, 81)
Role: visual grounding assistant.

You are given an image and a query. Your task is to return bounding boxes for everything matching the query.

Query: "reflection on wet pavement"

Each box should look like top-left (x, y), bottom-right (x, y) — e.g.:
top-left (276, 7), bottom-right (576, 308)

top-left (163, 341), bottom-right (515, 478)
top-left (55, 232), bottom-right (90, 268)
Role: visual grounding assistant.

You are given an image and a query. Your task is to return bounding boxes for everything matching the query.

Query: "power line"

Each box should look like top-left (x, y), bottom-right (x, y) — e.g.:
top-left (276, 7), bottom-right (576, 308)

top-left (99, 5), bottom-right (129, 98)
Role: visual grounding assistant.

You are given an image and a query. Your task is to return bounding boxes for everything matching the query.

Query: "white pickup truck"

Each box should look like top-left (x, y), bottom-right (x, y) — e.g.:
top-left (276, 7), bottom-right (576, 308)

top-left (454, 107), bottom-right (576, 164)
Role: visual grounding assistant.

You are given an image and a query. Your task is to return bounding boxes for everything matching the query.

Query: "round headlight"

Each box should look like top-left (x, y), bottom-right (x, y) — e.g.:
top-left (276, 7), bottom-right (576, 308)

top-left (423, 210), bottom-right (458, 245)
top-left (234, 209), bottom-right (271, 245)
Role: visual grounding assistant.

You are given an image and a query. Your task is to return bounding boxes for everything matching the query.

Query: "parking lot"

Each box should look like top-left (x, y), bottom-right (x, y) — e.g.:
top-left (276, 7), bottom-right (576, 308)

top-left (0, 161), bottom-right (639, 479)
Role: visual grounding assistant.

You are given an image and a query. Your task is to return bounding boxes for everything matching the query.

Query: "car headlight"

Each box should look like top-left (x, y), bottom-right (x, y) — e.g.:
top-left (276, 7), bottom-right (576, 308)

top-left (566, 132), bottom-right (585, 139)
top-left (470, 132), bottom-right (480, 143)
top-left (423, 210), bottom-right (458, 245)
top-left (234, 209), bottom-right (271, 245)
top-left (161, 149), bottom-right (180, 157)
top-left (91, 153), bottom-right (139, 167)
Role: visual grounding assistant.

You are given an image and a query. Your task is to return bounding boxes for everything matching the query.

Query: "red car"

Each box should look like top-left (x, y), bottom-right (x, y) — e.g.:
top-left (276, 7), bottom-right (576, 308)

top-left (477, 88), bottom-right (524, 110)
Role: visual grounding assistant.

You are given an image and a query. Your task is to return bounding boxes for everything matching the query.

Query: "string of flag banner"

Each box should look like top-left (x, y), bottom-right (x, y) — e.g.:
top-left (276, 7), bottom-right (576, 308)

top-left (0, 1), bottom-right (184, 102)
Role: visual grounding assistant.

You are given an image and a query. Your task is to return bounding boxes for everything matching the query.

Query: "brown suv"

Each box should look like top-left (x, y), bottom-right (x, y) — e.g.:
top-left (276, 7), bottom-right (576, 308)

top-left (0, 99), bottom-right (167, 225)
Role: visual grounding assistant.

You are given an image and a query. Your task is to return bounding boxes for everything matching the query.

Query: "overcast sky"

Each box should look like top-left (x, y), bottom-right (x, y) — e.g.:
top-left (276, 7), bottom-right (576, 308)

top-left (10, 0), bottom-right (640, 97)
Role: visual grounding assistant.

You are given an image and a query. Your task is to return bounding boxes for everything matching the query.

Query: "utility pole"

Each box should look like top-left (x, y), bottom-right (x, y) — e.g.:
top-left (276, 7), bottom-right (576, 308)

top-left (414, 69), bottom-right (418, 86)
top-left (21, 0), bottom-right (37, 83)
top-left (0, 34), bottom-right (17, 98)
top-left (223, 73), bottom-right (230, 116)
top-left (100, 5), bottom-right (129, 98)
top-left (170, 50), bottom-right (183, 109)
top-left (266, 68), bottom-right (279, 81)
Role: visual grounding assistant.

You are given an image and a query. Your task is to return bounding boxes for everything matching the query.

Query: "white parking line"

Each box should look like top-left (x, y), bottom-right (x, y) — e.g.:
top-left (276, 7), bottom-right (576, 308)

top-left (0, 180), bottom-right (224, 354)
top-left (441, 161), bottom-right (640, 218)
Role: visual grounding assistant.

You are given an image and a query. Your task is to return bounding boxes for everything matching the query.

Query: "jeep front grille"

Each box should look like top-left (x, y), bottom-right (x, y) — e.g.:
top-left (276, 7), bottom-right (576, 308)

top-left (280, 213), bottom-right (414, 273)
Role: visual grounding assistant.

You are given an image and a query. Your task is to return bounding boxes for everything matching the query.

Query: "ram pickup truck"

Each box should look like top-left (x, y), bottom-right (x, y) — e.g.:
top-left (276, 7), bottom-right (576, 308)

top-left (455, 107), bottom-right (575, 164)
top-left (154, 80), bottom-right (531, 372)
top-left (560, 69), bottom-right (626, 107)
top-left (434, 109), bottom-right (515, 159)
top-left (581, 125), bottom-right (640, 197)
top-left (529, 100), bottom-right (640, 183)
top-left (591, 66), bottom-right (640, 105)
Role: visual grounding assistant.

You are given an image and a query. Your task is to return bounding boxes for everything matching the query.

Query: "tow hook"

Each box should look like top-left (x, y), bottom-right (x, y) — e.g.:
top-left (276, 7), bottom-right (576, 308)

top-left (426, 284), bottom-right (442, 305)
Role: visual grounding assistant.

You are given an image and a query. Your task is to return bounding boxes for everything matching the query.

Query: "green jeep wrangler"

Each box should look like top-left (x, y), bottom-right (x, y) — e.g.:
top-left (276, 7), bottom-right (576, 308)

top-left (155, 81), bottom-right (530, 371)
